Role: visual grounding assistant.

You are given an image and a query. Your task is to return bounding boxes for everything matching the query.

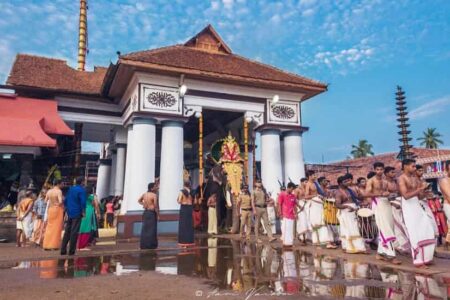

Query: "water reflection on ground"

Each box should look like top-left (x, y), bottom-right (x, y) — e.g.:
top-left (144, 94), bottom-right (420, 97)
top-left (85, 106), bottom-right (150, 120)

top-left (9, 237), bottom-right (450, 299)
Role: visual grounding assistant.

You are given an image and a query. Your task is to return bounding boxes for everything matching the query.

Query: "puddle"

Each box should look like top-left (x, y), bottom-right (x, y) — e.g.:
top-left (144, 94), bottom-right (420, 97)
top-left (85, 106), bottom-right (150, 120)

top-left (6, 237), bottom-right (450, 299)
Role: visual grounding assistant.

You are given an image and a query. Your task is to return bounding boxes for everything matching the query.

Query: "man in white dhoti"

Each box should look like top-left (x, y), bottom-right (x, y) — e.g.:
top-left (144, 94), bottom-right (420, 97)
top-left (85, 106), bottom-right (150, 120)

top-left (416, 165), bottom-right (439, 236)
top-left (385, 166), bottom-right (411, 254)
top-left (335, 175), bottom-right (367, 254)
top-left (438, 163), bottom-right (450, 246)
top-left (304, 170), bottom-right (336, 249)
top-left (278, 183), bottom-right (297, 247)
top-left (366, 162), bottom-right (401, 264)
top-left (295, 178), bottom-right (308, 245)
top-left (399, 159), bottom-right (436, 268)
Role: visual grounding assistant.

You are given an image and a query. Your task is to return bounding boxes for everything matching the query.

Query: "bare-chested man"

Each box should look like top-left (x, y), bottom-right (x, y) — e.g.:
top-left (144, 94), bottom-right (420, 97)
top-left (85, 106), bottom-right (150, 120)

top-left (384, 166), bottom-right (410, 254)
top-left (304, 170), bottom-right (336, 249)
top-left (357, 177), bottom-right (367, 191)
top-left (295, 178), bottom-right (308, 244)
top-left (438, 163), bottom-right (450, 245)
top-left (177, 181), bottom-right (195, 247)
top-left (335, 175), bottom-right (367, 254)
top-left (138, 182), bottom-right (159, 249)
top-left (416, 164), bottom-right (439, 236)
top-left (398, 159), bottom-right (436, 267)
top-left (365, 162), bottom-right (401, 264)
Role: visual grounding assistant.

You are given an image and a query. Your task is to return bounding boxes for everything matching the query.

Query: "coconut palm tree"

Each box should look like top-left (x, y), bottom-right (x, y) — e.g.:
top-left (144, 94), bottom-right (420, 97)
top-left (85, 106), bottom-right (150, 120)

top-left (351, 140), bottom-right (374, 158)
top-left (417, 128), bottom-right (443, 149)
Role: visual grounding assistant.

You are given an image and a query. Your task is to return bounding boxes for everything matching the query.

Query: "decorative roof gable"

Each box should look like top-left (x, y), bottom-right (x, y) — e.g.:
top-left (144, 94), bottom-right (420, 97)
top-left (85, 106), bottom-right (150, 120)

top-left (184, 24), bottom-right (232, 54)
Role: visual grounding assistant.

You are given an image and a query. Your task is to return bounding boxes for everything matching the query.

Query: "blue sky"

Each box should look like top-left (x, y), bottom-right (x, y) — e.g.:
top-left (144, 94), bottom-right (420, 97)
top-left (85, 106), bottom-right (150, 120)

top-left (1, 0), bottom-right (449, 163)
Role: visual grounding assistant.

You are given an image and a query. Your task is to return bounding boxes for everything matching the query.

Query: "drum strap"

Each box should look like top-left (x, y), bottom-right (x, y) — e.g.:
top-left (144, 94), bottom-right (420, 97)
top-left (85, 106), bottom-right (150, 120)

top-left (314, 181), bottom-right (326, 197)
top-left (347, 188), bottom-right (360, 206)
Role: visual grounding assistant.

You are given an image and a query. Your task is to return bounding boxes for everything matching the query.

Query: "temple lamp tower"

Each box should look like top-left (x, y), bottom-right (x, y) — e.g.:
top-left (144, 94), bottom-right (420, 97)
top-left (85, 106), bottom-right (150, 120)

top-left (396, 86), bottom-right (414, 160)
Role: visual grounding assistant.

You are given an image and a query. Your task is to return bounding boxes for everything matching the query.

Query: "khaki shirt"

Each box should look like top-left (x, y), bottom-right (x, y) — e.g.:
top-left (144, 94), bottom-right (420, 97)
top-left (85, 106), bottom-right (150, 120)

top-left (252, 190), bottom-right (266, 206)
top-left (239, 194), bottom-right (252, 209)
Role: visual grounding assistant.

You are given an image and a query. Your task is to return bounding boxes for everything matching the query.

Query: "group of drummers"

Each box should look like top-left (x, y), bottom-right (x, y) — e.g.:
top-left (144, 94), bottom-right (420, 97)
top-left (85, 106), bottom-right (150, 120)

top-left (243, 158), bottom-right (450, 269)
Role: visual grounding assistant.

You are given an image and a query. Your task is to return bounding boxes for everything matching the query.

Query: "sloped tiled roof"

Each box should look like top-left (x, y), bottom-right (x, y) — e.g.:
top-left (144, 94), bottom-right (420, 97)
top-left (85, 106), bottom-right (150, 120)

top-left (120, 45), bottom-right (326, 90)
top-left (6, 25), bottom-right (327, 99)
top-left (6, 54), bottom-right (107, 96)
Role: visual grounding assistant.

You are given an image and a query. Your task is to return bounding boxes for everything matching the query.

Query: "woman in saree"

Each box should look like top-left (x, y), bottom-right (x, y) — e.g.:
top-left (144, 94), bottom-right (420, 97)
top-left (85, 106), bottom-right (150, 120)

top-left (77, 186), bottom-right (100, 250)
top-left (42, 180), bottom-right (64, 250)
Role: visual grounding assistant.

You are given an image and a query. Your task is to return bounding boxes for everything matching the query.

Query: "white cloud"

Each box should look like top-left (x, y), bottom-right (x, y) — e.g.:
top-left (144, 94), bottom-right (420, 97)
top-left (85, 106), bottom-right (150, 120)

top-left (299, 0), bottom-right (316, 7)
top-left (222, 0), bottom-right (234, 10)
top-left (0, 41), bottom-right (14, 84)
top-left (310, 39), bottom-right (375, 70)
top-left (409, 96), bottom-right (450, 120)
top-left (210, 1), bottom-right (220, 11)
top-left (270, 14), bottom-right (281, 24)
top-left (302, 8), bottom-right (315, 17)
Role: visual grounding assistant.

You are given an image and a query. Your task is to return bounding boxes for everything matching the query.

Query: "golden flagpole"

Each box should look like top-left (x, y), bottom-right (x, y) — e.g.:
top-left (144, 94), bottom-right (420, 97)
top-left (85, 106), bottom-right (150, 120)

top-left (77, 0), bottom-right (88, 71)
top-left (199, 113), bottom-right (204, 198)
top-left (244, 119), bottom-right (249, 185)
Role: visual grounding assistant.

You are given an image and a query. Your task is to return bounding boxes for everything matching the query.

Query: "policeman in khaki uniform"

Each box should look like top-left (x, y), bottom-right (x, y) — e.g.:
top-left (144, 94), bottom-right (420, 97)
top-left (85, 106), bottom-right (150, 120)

top-left (252, 180), bottom-right (276, 243)
top-left (238, 185), bottom-right (252, 240)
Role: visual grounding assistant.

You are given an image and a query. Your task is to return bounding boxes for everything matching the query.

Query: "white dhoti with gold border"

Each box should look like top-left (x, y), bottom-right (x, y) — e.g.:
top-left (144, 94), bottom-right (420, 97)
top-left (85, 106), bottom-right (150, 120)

top-left (337, 203), bottom-right (366, 253)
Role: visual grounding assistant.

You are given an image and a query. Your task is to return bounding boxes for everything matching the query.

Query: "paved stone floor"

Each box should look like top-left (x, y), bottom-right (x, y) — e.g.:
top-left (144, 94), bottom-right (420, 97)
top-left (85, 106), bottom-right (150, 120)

top-left (0, 234), bottom-right (449, 299)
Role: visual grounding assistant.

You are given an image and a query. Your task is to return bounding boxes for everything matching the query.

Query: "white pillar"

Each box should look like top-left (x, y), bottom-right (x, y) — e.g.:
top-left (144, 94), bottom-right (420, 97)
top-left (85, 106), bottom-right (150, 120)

top-left (124, 118), bottom-right (156, 213)
top-left (283, 131), bottom-right (305, 183)
top-left (96, 159), bottom-right (111, 201)
top-left (114, 144), bottom-right (126, 196)
top-left (121, 125), bottom-right (134, 215)
top-left (108, 152), bottom-right (117, 196)
top-left (280, 137), bottom-right (286, 185)
top-left (260, 129), bottom-right (283, 200)
top-left (159, 120), bottom-right (184, 211)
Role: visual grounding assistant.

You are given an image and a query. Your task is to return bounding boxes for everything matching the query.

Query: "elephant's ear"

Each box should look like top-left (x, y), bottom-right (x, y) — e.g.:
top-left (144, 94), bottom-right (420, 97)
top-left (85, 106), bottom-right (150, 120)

top-left (211, 140), bottom-right (223, 163)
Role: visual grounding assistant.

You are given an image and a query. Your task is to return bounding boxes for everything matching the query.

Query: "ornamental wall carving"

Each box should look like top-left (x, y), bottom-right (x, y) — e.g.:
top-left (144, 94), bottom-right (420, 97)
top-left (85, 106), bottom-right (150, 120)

top-left (266, 99), bottom-right (300, 126)
top-left (140, 83), bottom-right (182, 115)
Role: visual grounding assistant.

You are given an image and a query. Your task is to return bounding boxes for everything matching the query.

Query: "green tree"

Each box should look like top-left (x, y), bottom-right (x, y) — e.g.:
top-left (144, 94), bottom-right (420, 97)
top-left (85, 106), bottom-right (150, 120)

top-left (351, 140), bottom-right (374, 158)
top-left (417, 128), bottom-right (443, 149)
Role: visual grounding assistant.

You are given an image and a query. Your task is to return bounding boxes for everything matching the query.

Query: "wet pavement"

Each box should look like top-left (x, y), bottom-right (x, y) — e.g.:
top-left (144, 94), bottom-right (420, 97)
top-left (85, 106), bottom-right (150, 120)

top-left (2, 237), bottom-right (449, 299)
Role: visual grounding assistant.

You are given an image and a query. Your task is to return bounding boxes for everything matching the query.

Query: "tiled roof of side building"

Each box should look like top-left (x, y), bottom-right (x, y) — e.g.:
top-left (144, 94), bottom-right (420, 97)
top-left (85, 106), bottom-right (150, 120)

top-left (6, 54), bottom-right (107, 96)
top-left (308, 148), bottom-right (450, 185)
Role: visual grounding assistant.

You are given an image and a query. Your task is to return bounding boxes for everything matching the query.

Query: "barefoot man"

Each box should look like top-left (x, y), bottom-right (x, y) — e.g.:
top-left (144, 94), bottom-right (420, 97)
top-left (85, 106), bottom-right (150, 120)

top-left (438, 163), bottom-right (450, 246)
top-left (335, 175), bottom-right (367, 254)
top-left (304, 170), bottom-right (336, 249)
top-left (295, 178), bottom-right (308, 244)
top-left (416, 165), bottom-right (439, 236)
top-left (366, 162), bottom-right (401, 264)
top-left (385, 166), bottom-right (410, 254)
top-left (398, 159), bottom-right (436, 267)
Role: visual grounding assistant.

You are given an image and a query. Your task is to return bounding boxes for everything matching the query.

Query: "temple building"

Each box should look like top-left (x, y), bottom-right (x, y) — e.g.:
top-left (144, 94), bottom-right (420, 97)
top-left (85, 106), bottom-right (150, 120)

top-left (2, 24), bottom-right (327, 236)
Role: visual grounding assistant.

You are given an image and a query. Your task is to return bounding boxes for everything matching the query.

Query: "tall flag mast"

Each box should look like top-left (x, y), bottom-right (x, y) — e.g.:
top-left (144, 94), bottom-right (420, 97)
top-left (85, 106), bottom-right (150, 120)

top-left (396, 86), bottom-right (414, 160)
top-left (77, 0), bottom-right (88, 71)
top-left (73, 0), bottom-right (87, 182)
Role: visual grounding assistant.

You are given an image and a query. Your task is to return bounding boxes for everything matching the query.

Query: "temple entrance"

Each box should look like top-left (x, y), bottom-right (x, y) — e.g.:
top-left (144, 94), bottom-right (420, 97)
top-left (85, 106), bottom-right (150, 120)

top-left (183, 109), bottom-right (254, 232)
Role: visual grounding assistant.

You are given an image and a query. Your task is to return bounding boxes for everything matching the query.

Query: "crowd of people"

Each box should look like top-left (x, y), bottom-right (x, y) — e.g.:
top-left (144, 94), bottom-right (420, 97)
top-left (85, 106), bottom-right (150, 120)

top-left (7, 157), bottom-right (450, 269)
top-left (279, 159), bottom-right (450, 268)
top-left (280, 159), bottom-right (449, 268)
top-left (12, 177), bottom-right (123, 256)
top-left (139, 158), bottom-right (450, 270)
